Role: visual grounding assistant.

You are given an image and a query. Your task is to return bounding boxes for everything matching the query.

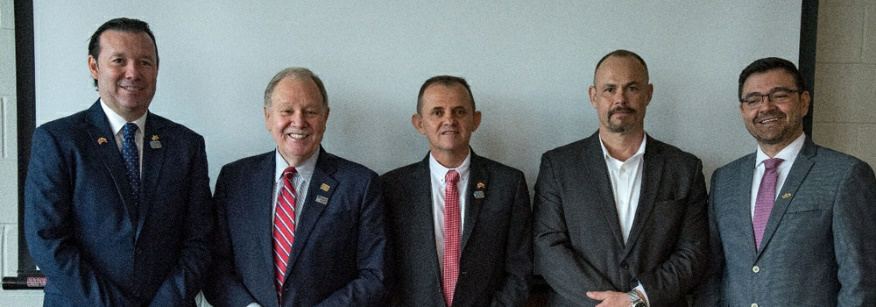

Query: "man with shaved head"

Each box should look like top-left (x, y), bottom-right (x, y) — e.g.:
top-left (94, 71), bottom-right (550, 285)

top-left (533, 50), bottom-right (709, 307)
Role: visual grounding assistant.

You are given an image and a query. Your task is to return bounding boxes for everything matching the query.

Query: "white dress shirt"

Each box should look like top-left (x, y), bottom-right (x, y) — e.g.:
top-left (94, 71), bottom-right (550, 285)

top-left (429, 151), bottom-right (471, 271)
top-left (100, 99), bottom-right (146, 176)
top-left (598, 135), bottom-right (646, 243)
top-left (598, 134), bottom-right (649, 303)
top-left (749, 133), bottom-right (806, 218)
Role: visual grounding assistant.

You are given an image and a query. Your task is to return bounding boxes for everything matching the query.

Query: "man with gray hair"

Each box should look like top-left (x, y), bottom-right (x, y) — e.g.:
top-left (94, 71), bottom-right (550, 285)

top-left (205, 67), bottom-right (389, 306)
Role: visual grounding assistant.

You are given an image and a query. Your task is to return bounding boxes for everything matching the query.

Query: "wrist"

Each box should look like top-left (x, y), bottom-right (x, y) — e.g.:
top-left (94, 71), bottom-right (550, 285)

top-left (627, 290), bottom-right (647, 307)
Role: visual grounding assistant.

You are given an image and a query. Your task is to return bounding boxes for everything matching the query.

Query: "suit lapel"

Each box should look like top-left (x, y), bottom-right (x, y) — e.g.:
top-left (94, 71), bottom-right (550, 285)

top-left (412, 154), bottom-right (444, 288)
top-left (756, 140), bottom-right (816, 259)
top-left (136, 113), bottom-right (167, 239)
top-left (581, 134), bottom-right (626, 249)
top-left (623, 136), bottom-right (662, 257)
top-left (285, 149), bottom-right (339, 275)
top-left (461, 152), bottom-right (487, 253)
top-left (83, 101), bottom-right (139, 234)
top-left (732, 154), bottom-right (759, 255)
top-left (253, 153), bottom-right (279, 304)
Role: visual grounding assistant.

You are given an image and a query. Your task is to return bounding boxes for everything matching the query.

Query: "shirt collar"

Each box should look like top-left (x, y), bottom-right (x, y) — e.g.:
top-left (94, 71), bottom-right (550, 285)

top-left (755, 133), bottom-right (806, 167)
top-left (274, 147), bottom-right (320, 181)
top-left (100, 98), bottom-right (147, 135)
top-left (598, 133), bottom-right (647, 163)
top-left (429, 150), bottom-right (472, 183)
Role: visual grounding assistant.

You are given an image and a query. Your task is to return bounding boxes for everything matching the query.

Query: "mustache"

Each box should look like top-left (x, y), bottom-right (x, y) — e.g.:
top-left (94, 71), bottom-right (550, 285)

top-left (608, 106), bottom-right (635, 117)
top-left (754, 110), bottom-right (786, 123)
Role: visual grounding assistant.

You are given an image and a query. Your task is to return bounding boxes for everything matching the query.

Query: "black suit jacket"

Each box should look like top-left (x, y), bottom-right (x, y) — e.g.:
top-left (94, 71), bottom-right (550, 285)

top-left (205, 148), bottom-right (389, 307)
top-left (382, 151), bottom-right (532, 307)
top-left (24, 100), bottom-right (213, 306)
top-left (533, 132), bottom-right (708, 307)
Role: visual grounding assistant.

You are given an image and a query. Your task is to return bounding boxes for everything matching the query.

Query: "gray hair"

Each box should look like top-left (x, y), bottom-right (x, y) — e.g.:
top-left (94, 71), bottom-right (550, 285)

top-left (263, 67), bottom-right (328, 108)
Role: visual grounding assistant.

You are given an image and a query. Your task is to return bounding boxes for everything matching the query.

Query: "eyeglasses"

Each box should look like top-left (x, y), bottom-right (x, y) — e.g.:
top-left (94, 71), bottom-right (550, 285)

top-left (740, 89), bottom-right (802, 107)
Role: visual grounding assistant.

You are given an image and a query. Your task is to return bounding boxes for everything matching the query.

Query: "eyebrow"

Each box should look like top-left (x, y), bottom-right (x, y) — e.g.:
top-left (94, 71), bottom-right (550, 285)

top-left (742, 86), bottom-right (794, 97)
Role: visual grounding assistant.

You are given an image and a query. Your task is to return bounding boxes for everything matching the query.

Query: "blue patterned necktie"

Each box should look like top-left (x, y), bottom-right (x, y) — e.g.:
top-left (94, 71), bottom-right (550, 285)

top-left (122, 123), bottom-right (141, 219)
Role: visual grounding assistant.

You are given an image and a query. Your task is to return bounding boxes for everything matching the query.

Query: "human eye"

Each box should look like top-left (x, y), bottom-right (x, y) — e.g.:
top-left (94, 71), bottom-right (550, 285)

top-left (453, 108), bottom-right (467, 116)
top-left (771, 90), bottom-right (791, 101)
top-left (603, 86), bottom-right (616, 94)
top-left (431, 109), bottom-right (443, 117)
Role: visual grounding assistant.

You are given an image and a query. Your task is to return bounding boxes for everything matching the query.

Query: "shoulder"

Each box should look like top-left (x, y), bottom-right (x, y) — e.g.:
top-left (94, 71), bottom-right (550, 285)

top-left (148, 113), bottom-right (204, 142)
top-left (323, 152), bottom-right (379, 180)
top-left (473, 155), bottom-right (525, 179)
top-left (647, 138), bottom-right (702, 166)
top-left (381, 161), bottom-right (422, 183)
top-left (542, 138), bottom-right (590, 160)
top-left (35, 109), bottom-right (90, 136)
top-left (811, 144), bottom-right (869, 170)
top-left (221, 151), bottom-right (272, 173)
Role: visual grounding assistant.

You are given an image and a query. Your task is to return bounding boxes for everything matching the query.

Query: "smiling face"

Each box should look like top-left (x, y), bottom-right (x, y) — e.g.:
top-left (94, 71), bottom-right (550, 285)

top-left (88, 30), bottom-right (158, 121)
top-left (739, 68), bottom-right (809, 149)
top-left (265, 77), bottom-right (329, 166)
top-left (412, 83), bottom-right (481, 166)
top-left (589, 55), bottom-right (653, 134)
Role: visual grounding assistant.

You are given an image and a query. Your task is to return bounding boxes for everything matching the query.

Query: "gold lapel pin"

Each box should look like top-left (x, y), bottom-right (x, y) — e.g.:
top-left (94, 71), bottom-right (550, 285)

top-left (320, 183), bottom-right (330, 192)
top-left (476, 182), bottom-right (485, 189)
top-left (97, 137), bottom-right (107, 145)
top-left (781, 193), bottom-right (792, 199)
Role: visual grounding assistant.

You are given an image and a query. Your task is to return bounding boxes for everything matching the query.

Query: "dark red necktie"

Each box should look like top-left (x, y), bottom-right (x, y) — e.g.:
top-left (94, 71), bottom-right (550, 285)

top-left (273, 167), bottom-right (297, 300)
top-left (443, 170), bottom-right (460, 307)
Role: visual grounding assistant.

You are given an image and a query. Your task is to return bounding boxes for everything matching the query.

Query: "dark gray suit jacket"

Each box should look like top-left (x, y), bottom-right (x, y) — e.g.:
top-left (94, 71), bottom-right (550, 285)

top-left (382, 151), bottom-right (532, 307)
top-left (695, 138), bottom-right (876, 306)
top-left (533, 132), bottom-right (708, 307)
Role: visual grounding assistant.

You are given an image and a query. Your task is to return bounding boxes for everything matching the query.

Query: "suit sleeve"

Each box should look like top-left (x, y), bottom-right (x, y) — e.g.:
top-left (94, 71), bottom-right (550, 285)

top-left (693, 170), bottom-right (725, 307)
top-left (834, 161), bottom-right (876, 306)
top-left (491, 172), bottom-right (533, 307)
top-left (634, 159), bottom-right (709, 306)
top-left (316, 173), bottom-right (389, 307)
top-left (147, 135), bottom-right (214, 306)
top-left (533, 153), bottom-right (614, 303)
top-left (24, 127), bottom-right (132, 305)
top-left (203, 166), bottom-right (261, 307)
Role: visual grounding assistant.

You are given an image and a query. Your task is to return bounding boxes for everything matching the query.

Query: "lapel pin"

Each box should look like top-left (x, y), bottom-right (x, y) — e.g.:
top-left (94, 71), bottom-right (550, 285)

top-left (149, 135), bottom-right (162, 149)
top-left (320, 183), bottom-right (330, 192)
top-left (781, 193), bottom-right (792, 199)
top-left (97, 137), bottom-right (107, 145)
top-left (315, 195), bottom-right (329, 204)
top-left (476, 182), bottom-right (485, 189)
top-left (473, 191), bottom-right (485, 199)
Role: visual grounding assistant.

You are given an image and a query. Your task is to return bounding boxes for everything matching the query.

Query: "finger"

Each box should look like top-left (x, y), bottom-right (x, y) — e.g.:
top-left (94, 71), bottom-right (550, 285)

top-left (586, 291), bottom-right (605, 300)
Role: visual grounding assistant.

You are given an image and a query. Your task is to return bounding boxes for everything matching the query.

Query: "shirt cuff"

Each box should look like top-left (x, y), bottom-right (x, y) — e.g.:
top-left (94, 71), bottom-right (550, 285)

top-left (634, 284), bottom-right (650, 306)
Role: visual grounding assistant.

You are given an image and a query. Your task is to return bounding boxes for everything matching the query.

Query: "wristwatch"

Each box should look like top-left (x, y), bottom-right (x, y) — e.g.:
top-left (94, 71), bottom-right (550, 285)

top-left (627, 290), bottom-right (646, 307)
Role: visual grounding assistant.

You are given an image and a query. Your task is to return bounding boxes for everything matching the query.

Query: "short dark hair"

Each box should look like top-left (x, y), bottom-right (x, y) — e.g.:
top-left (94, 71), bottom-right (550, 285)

top-left (738, 57), bottom-right (805, 99)
top-left (594, 49), bottom-right (649, 82)
top-left (417, 75), bottom-right (475, 114)
top-left (264, 67), bottom-right (328, 109)
top-left (88, 18), bottom-right (158, 87)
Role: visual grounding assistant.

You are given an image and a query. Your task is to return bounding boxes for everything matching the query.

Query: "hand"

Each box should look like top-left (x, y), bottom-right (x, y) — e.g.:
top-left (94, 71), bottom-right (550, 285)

top-left (586, 290), bottom-right (631, 307)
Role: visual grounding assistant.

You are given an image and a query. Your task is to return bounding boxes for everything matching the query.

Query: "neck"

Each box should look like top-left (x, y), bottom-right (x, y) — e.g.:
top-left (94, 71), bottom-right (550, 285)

top-left (432, 148), bottom-right (469, 168)
top-left (599, 128), bottom-right (645, 161)
top-left (759, 130), bottom-right (803, 158)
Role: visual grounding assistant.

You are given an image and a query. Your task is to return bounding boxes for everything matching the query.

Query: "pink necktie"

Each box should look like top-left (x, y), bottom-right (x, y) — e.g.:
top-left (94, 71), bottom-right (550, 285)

top-left (443, 170), bottom-right (461, 307)
top-left (753, 158), bottom-right (783, 250)
top-left (273, 167), bottom-right (297, 300)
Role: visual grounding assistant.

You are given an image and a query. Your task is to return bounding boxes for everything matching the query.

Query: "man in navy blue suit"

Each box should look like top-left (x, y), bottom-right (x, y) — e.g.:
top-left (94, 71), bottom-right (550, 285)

top-left (205, 67), bottom-right (388, 306)
top-left (24, 18), bottom-right (213, 306)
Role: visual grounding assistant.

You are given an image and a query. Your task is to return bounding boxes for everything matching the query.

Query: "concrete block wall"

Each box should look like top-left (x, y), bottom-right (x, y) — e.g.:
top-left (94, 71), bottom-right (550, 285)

top-left (0, 1), bottom-right (873, 306)
top-left (814, 0), bottom-right (876, 168)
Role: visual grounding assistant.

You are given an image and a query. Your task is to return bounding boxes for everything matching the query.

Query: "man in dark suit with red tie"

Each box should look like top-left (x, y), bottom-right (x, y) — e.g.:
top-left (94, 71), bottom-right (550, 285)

top-left (382, 76), bottom-right (532, 306)
top-left (24, 18), bottom-right (213, 306)
top-left (205, 67), bottom-right (388, 306)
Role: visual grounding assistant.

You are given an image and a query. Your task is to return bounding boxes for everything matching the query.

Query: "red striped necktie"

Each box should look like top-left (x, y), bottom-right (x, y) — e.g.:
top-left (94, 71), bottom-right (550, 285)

top-left (273, 167), bottom-right (298, 301)
top-left (443, 170), bottom-right (461, 307)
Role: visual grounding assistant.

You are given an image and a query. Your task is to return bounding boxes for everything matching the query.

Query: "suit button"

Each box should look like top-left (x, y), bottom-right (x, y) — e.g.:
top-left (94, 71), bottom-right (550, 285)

top-left (752, 265), bottom-right (760, 273)
top-left (620, 262), bottom-right (629, 269)
top-left (461, 271), bottom-right (467, 275)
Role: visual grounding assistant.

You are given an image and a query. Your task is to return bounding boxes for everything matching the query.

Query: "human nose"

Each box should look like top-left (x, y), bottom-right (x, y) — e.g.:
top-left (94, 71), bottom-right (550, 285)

top-left (124, 62), bottom-right (142, 79)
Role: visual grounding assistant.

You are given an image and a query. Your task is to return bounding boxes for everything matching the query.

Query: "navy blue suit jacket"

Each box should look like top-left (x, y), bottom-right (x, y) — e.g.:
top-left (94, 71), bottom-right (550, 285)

top-left (24, 100), bottom-right (213, 306)
top-left (205, 148), bottom-right (389, 307)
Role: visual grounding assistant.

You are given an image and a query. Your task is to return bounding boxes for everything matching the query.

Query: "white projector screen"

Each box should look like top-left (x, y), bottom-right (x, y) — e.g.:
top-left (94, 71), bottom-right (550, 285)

top-left (32, 0), bottom-right (802, 189)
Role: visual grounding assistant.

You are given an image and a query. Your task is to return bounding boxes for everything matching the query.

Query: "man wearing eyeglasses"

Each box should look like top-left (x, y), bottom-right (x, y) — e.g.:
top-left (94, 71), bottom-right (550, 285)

top-left (695, 57), bottom-right (876, 306)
